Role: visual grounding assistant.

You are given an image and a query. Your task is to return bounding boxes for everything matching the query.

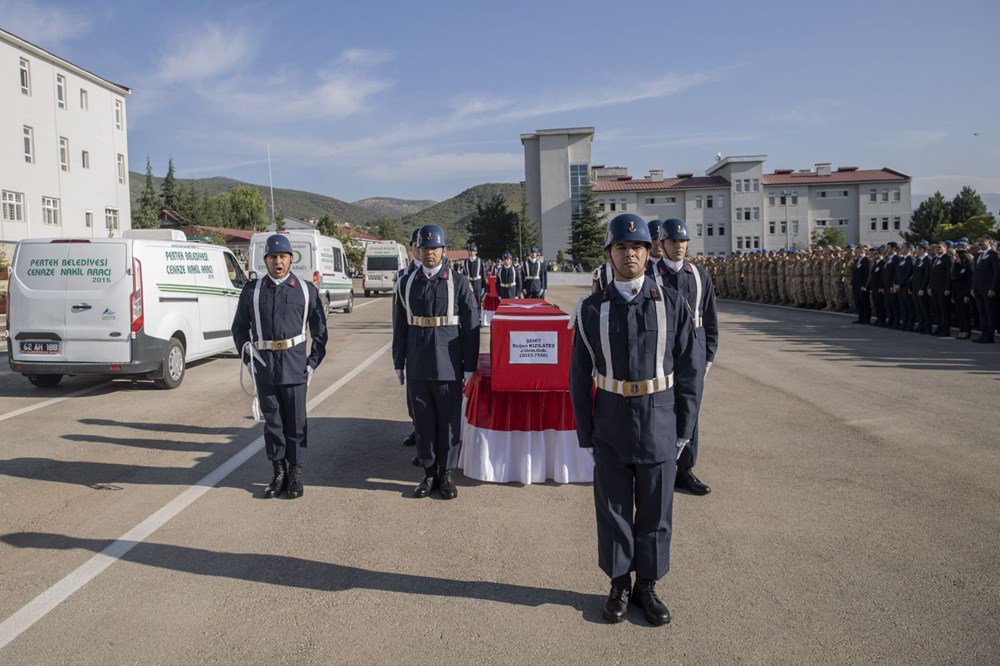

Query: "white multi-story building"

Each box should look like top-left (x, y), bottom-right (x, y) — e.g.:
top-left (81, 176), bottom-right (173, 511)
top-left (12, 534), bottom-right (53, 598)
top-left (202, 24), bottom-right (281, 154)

top-left (521, 127), bottom-right (911, 257)
top-left (1, 28), bottom-right (131, 256)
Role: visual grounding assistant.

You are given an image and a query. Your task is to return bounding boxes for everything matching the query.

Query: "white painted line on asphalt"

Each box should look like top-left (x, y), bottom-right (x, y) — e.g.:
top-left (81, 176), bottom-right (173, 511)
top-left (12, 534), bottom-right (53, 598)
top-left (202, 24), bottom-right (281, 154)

top-left (0, 383), bottom-right (110, 424)
top-left (0, 340), bottom-right (392, 652)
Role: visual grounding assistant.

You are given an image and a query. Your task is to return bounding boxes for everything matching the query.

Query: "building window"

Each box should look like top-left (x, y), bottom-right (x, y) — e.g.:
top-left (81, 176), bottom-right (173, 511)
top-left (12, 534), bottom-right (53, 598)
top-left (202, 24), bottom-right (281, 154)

top-left (719, 224), bottom-right (726, 236)
top-left (735, 180), bottom-right (743, 193)
top-left (893, 216), bottom-right (901, 230)
top-left (769, 221), bottom-right (776, 235)
top-left (2, 190), bottom-right (25, 222)
top-left (768, 193), bottom-right (775, 206)
top-left (791, 194), bottom-right (798, 205)
top-left (569, 164), bottom-right (588, 216)
top-left (870, 217), bottom-right (877, 231)
top-left (881, 189), bottom-right (889, 202)
top-left (114, 99), bottom-right (124, 130)
top-left (105, 208), bottom-right (120, 231)
top-left (23, 126), bottom-right (34, 163)
top-left (695, 224), bottom-right (703, 237)
top-left (608, 201), bottom-right (616, 212)
top-left (780, 221), bottom-right (787, 235)
top-left (42, 197), bottom-right (61, 225)
top-left (20, 58), bottom-right (31, 95)
top-left (791, 221), bottom-right (799, 234)
top-left (707, 195), bottom-right (715, 208)
top-left (882, 217), bottom-right (889, 231)
top-left (56, 74), bottom-right (66, 109)
top-left (753, 179), bottom-right (760, 192)
top-left (753, 207), bottom-right (760, 221)
top-left (838, 219), bottom-right (849, 226)
top-left (82, 150), bottom-right (90, 169)
top-left (893, 189), bottom-right (901, 202)
top-left (59, 137), bottom-right (70, 171)
top-left (717, 195), bottom-right (725, 207)
top-left (620, 198), bottom-right (627, 212)
top-left (707, 224), bottom-right (714, 237)
top-left (779, 194), bottom-right (787, 205)
top-left (743, 208), bottom-right (751, 222)
top-left (743, 179), bottom-right (751, 191)
top-left (85, 210), bottom-right (93, 228)
top-left (816, 219), bottom-right (827, 227)
top-left (735, 207), bottom-right (742, 222)
top-left (664, 196), bottom-right (676, 204)
top-left (645, 197), bottom-right (656, 205)
top-left (870, 189), bottom-right (877, 203)
top-left (117, 154), bottom-right (126, 184)
top-left (753, 237), bottom-right (760, 249)
top-left (696, 196), bottom-right (703, 209)
top-left (736, 237), bottom-right (744, 250)
top-left (80, 88), bottom-right (88, 110)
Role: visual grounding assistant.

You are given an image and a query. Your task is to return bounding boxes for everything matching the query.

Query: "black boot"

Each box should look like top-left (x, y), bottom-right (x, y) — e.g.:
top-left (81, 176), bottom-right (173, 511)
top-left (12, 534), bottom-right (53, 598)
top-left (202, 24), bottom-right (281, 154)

top-left (286, 464), bottom-right (304, 499)
top-left (439, 468), bottom-right (458, 500)
top-left (631, 578), bottom-right (671, 626)
top-left (413, 466), bottom-right (438, 498)
top-left (402, 431), bottom-right (416, 447)
top-left (603, 574), bottom-right (631, 623)
top-left (675, 468), bottom-right (711, 495)
top-left (263, 460), bottom-right (287, 499)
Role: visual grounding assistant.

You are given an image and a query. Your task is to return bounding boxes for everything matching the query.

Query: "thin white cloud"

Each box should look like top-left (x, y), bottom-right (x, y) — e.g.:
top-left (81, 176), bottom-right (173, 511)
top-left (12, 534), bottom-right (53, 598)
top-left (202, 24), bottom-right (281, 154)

top-left (882, 129), bottom-right (950, 150)
top-left (912, 175), bottom-right (1000, 198)
top-left (156, 22), bottom-right (260, 84)
top-left (772, 98), bottom-right (844, 126)
top-left (335, 48), bottom-right (394, 67)
top-left (0, 0), bottom-right (92, 46)
top-left (361, 152), bottom-right (524, 182)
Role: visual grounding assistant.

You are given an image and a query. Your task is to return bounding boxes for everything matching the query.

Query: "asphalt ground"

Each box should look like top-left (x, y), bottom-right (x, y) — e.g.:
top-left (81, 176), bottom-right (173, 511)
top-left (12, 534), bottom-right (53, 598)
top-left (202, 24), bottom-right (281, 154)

top-left (0, 284), bottom-right (998, 664)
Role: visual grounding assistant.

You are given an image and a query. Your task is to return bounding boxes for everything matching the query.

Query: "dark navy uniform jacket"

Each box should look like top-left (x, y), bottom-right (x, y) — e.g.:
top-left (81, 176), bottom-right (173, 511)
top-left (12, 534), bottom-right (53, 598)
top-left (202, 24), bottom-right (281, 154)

top-left (852, 255), bottom-right (872, 290)
top-left (495, 264), bottom-right (521, 299)
top-left (569, 278), bottom-right (701, 464)
top-left (521, 258), bottom-right (547, 295)
top-left (464, 257), bottom-right (485, 291)
top-left (912, 255), bottom-right (930, 292)
top-left (928, 253), bottom-right (954, 293)
top-left (893, 254), bottom-right (915, 289)
top-left (656, 259), bottom-right (718, 366)
top-left (392, 267), bottom-right (480, 381)
top-left (232, 272), bottom-right (328, 386)
top-left (973, 249), bottom-right (1000, 292)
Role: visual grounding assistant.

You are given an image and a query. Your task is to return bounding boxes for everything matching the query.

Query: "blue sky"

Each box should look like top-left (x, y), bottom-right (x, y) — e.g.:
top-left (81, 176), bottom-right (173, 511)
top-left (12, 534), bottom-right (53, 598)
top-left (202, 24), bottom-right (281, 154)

top-left (4, 0), bottom-right (999, 204)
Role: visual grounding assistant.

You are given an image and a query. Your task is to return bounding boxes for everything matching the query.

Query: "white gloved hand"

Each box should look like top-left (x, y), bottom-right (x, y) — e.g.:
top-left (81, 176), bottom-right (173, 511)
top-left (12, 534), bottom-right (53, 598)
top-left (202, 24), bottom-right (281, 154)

top-left (306, 365), bottom-right (314, 387)
top-left (705, 361), bottom-right (713, 378)
top-left (395, 368), bottom-right (405, 385)
top-left (676, 438), bottom-right (690, 460)
top-left (464, 371), bottom-right (473, 384)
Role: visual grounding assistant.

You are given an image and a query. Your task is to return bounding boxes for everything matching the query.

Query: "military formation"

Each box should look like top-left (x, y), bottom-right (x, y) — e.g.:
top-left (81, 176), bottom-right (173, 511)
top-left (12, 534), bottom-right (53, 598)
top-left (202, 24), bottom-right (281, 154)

top-left (698, 236), bottom-right (999, 342)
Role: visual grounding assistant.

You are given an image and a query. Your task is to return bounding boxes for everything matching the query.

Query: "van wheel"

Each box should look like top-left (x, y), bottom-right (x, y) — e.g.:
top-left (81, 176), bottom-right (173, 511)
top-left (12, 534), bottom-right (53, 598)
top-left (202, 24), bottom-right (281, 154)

top-left (364, 289), bottom-right (371, 298)
top-left (343, 293), bottom-right (354, 313)
top-left (27, 374), bottom-right (63, 388)
top-left (154, 338), bottom-right (185, 389)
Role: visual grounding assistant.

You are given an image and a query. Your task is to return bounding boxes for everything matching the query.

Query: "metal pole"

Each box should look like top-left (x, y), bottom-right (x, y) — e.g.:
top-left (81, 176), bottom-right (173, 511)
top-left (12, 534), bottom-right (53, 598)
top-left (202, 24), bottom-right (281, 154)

top-left (783, 191), bottom-right (789, 250)
top-left (267, 143), bottom-right (276, 227)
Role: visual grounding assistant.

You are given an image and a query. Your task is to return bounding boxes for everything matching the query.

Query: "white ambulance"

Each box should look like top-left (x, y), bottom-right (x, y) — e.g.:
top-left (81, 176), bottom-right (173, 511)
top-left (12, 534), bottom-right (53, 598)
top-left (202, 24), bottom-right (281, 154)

top-left (363, 240), bottom-right (408, 296)
top-left (248, 230), bottom-right (354, 314)
top-left (6, 230), bottom-right (246, 389)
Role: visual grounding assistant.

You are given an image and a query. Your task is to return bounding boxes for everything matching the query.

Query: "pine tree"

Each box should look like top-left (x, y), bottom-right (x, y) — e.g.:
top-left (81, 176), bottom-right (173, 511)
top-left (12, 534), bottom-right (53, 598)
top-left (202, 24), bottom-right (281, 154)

top-left (133, 156), bottom-right (161, 229)
top-left (467, 194), bottom-right (520, 259)
top-left (513, 193), bottom-right (539, 257)
top-left (950, 186), bottom-right (989, 225)
top-left (569, 186), bottom-right (605, 270)
top-left (160, 158), bottom-right (178, 211)
top-left (905, 192), bottom-right (950, 243)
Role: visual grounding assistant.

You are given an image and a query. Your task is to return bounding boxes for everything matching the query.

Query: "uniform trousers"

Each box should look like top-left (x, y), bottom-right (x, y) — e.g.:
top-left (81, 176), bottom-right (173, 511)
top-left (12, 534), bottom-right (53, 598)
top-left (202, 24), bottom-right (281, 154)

top-left (915, 292), bottom-right (931, 332)
top-left (594, 445), bottom-right (675, 581)
top-left (853, 287), bottom-right (871, 323)
top-left (524, 283), bottom-right (543, 299)
top-left (954, 293), bottom-right (973, 333)
top-left (973, 293), bottom-right (998, 338)
top-left (873, 291), bottom-right (886, 325)
top-left (885, 290), bottom-right (900, 327)
top-left (410, 379), bottom-right (463, 470)
top-left (258, 382), bottom-right (308, 464)
top-left (677, 420), bottom-right (700, 470)
top-left (898, 290), bottom-right (914, 330)
top-left (933, 293), bottom-right (952, 335)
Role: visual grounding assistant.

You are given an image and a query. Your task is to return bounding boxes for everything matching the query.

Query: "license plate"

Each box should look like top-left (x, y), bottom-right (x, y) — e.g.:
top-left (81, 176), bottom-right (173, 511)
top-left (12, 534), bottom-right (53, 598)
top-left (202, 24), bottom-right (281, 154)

top-left (20, 341), bottom-right (60, 354)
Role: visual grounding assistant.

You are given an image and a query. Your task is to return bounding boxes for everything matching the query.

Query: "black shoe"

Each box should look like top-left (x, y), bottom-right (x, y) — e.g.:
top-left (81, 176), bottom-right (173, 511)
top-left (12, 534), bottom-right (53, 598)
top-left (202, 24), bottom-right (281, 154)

top-left (631, 578), bottom-right (671, 626)
top-left (413, 467), bottom-right (439, 498)
top-left (439, 469), bottom-right (458, 500)
top-left (286, 464), bottom-right (304, 499)
top-left (402, 431), bottom-right (416, 447)
top-left (675, 468), bottom-right (711, 495)
top-left (603, 575), bottom-right (631, 623)
top-left (263, 460), bottom-right (287, 499)
top-left (411, 455), bottom-right (422, 467)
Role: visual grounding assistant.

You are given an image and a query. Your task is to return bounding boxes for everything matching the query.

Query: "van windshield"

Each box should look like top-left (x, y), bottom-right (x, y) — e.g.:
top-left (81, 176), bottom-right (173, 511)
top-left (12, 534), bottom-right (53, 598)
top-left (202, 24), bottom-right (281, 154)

top-left (366, 256), bottom-right (400, 271)
top-left (15, 242), bottom-right (127, 291)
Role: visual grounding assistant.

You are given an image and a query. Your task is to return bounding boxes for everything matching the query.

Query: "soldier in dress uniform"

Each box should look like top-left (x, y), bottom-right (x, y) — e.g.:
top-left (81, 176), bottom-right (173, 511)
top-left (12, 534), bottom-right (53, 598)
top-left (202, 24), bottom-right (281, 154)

top-left (881, 242), bottom-right (899, 328)
top-left (869, 247), bottom-right (886, 326)
top-left (893, 243), bottom-right (916, 331)
top-left (971, 235), bottom-right (999, 343)
top-left (232, 234), bottom-right (329, 499)
top-left (521, 246), bottom-right (547, 299)
top-left (646, 220), bottom-right (663, 276)
top-left (927, 241), bottom-right (954, 337)
top-left (850, 245), bottom-right (873, 324)
top-left (393, 224), bottom-right (480, 499)
top-left (495, 252), bottom-right (521, 300)
top-left (395, 228), bottom-right (422, 454)
top-left (463, 244), bottom-right (485, 303)
top-left (655, 218), bottom-right (717, 497)
top-left (569, 212), bottom-right (701, 626)
top-left (911, 241), bottom-right (932, 333)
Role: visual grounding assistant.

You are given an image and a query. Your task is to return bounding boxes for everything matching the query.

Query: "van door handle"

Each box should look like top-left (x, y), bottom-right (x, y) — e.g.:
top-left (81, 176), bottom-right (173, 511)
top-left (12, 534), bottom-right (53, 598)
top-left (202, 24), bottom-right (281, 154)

top-left (72, 303), bottom-right (92, 311)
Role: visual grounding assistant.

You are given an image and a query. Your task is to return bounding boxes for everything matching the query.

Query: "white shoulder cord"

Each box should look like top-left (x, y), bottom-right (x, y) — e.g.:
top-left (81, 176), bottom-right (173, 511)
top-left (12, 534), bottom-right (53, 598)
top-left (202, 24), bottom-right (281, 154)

top-left (570, 296), bottom-right (597, 375)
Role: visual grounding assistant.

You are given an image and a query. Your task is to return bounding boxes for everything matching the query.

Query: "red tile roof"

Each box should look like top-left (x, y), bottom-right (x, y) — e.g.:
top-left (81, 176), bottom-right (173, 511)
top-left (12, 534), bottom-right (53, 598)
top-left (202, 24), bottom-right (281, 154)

top-left (762, 168), bottom-right (908, 186)
top-left (593, 176), bottom-right (731, 192)
top-left (182, 225), bottom-right (255, 241)
top-left (340, 225), bottom-right (380, 242)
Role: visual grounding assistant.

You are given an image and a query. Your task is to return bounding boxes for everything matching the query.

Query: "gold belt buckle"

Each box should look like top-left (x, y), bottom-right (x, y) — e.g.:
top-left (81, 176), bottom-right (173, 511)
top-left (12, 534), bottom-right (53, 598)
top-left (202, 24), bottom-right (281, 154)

top-left (273, 340), bottom-right (287, 350)
top-left (417, 316), bottom-right (432, 327)
top-left (624, 381), bottom-right (645, 397)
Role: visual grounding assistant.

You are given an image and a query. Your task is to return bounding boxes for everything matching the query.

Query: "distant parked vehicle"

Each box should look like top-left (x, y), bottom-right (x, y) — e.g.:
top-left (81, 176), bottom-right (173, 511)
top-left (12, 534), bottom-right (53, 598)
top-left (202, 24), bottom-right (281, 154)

top-left (363, 241), bottom-right (408, 297)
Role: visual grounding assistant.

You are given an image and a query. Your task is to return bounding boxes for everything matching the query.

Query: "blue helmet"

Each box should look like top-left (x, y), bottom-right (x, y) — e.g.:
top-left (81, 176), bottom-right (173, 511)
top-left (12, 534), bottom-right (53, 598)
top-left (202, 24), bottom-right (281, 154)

top-left (647, 219), bottom-right (663, 240)
top-left (468, 244), bottom-right (478, 252)
top-left (604, 213), bottom-right (651, 249)
top-left (846, 243), bottom-right (857, 249)
top-left (410, 228), bottom-right (421, 245)
top-left (529, 246), bottom-right (539, 254)
top-left (416, 224), bottom-right (446, 248)
top-left (659, 218), bottom-right (691, 241)
top-left (502, 251), bottom-right (513, 259)
top-left (264, 234), bottom-right (294, 257)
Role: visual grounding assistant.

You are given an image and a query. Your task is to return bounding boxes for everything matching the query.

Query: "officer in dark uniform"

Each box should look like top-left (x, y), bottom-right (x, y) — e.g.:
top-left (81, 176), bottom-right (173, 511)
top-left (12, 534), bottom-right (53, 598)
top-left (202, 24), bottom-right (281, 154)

top-left (232, 234), bottom-right (328, 499)
top-left (495, 252), bottom-right (521, 300)
top-left (521, 246), bottom-right (547, 299)
top-left (869, 247), bottom-right (886, 326)
top-left (393, 224), bottom-right (480, 499)
top-left (893, 243), bottom-right (915, 331)
top-left (881, 242), bottom-right (899, 328)
top-left (911, 241), bottom-right (932, 333)
top-left (646, 219), bottom-right (663, 276)
top-left (395, 228), bottom-right (422, 453)
top-left (927, 240), bottom-right (954, 336)
top-left (851, 245), bottom-right (873, 324)
top-left (971, 235), bottom-right (999, 343)
top-left (656, 218), bottom-right (717, 496)
top-left (463, 244), bottom-right (485, 303)
top-left (570, 212), bottom-right (700, 626)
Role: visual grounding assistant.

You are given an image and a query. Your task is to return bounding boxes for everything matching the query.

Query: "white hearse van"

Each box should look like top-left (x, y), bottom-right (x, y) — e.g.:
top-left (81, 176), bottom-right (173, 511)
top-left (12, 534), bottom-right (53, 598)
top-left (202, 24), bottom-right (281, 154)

top-left (363, 240), bottom-right (408, 297)
top-left (7, 230), bottom-right (246, 389)
top-left (248, 230), bottom-right (353, 314)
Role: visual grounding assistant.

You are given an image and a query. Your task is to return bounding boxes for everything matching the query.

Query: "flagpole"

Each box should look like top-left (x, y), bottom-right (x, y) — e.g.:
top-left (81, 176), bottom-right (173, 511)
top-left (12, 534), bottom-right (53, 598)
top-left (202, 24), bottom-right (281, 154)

top-left (267, 144), bottom-right (276, 227)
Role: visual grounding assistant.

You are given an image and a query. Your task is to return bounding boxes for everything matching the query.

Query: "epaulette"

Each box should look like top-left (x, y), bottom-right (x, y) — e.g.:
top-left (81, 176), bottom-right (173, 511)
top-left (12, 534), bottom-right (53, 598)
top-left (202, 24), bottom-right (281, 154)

top-left (592, 267), bottom-right (601, 280)
top-left (683, 263), bottom-right (694, 274)
top-left (288, 277), bottom-right (298, 287)
top-left (650, 285), bottom-right (661, 301)
top-left (440, 268), bottom-right (449, 280)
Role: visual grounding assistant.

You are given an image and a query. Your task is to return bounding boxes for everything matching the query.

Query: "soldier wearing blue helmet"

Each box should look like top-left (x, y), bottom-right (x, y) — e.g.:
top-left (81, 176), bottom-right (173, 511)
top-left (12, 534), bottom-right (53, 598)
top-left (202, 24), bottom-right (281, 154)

top-left (394, 227), bottom-right (424, 453)
top-left (646, 220), bottom-right (664, 275)
top-left (656, 217), bottom-right (718, 497)
top-left (570, 212), bottom-right (701, 626)
top-left (463, 244), bottom-right (485, 302)
top-left (232, 234), bottom-right (329, 499)
top-left (495, 251), bottom-right (521, 300)
top-left (393, 224), bottom-right (481, 499)
top-left (521, 246), bottom-right (547, 299)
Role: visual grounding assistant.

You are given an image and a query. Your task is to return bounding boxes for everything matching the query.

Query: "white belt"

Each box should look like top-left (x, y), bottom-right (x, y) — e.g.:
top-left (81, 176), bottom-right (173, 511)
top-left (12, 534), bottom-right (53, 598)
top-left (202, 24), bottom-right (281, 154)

top-left (255, 333), bottom-right (306, 351)
top-left (500, 282), bottom-right (516, 288)
top-left (469, 276), bottom-right (482, 281)
top-left (524, 276), bottom-right (540, 281)
top-left (596, 373), bottom-right (673, 397)
top-left (409, 315), bottom-right (460, 327)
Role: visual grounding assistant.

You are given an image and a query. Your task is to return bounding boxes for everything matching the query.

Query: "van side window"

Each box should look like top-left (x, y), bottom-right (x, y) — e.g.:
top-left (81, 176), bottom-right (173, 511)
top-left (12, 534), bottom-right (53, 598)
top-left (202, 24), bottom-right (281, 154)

top-left (224, 252), bottom-right (247, 288)
top-left (334, 249), bottom-right (344, 273)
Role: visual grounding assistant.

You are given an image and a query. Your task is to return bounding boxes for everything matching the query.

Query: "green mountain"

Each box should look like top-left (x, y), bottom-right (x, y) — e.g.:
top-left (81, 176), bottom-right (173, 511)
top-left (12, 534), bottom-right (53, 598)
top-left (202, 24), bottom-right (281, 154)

top-left (352, 197), bottom-right (437, 219)
top-left (401, 183), bottom-right (525, 248)
top-left (128, 172), bottom-right (383, 228)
